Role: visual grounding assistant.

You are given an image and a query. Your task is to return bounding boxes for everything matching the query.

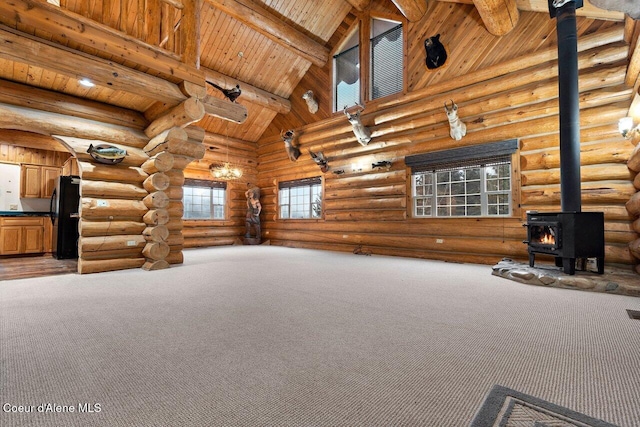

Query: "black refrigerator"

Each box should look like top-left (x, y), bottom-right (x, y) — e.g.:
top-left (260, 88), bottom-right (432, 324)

top-left (50, 176), bottom-right (80, 259)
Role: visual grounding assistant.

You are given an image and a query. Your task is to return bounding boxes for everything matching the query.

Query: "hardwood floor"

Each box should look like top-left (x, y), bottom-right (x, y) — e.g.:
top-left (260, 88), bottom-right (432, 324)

top-left (0, 255), bottom-right (77, 281)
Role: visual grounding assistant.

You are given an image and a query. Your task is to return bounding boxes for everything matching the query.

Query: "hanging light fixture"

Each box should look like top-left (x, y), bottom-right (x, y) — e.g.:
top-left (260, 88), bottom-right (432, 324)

top-left (210, 123), bottom-right (243, 180)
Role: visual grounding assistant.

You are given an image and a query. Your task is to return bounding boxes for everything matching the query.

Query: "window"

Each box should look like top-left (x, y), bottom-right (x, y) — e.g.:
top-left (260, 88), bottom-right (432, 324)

top-left (183, 179), bottom-right (226, 219)
top-left (333, 16), bottom-right (404, 111)
top-left (278, 177), bottom-right (322, 219)
top-left (370, 19), bottom-right (403, 100)
top-left (334, 29), bottom-right (360, 112)
top-left (406, 140), bottom-right (517, 218)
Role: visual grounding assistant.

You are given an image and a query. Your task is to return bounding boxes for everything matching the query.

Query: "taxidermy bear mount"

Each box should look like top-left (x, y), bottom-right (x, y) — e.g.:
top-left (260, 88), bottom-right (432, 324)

top-left (424, 34), bottom-right (447, 70)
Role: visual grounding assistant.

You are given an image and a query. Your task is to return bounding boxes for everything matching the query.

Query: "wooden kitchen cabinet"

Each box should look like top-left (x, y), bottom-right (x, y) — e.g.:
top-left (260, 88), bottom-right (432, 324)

top-left (20, 164), bottom-right (41, 198)
top-left (20, 164), bottom-right (61, 198)
top-left (0, 217), bottom-right (45, 255)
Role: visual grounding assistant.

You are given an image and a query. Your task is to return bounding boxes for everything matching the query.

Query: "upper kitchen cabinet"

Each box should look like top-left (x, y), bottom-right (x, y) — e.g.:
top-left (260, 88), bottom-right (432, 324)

top-left (20, 164), bottom-right (61, 199)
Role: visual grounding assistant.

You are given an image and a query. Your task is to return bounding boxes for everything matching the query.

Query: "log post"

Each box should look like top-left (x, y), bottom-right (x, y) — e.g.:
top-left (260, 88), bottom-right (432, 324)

top-left (144, 97), bottom-right (205, 138)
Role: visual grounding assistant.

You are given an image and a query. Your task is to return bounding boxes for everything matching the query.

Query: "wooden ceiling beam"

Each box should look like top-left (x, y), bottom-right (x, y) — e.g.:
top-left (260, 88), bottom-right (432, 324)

top-left (0, 25), bottom-right (187, 105)
top-left (202, 95), bottom-right (248, 124)
top-left (472, 0), bottom-right (519, 36)
top-left (0, 129), bottom-right (69, 152)
top-left (203, 67), bottom-right (291, 115)
top-left (205, 0), bottom-right (329, 67)
top-left (390, 0), bottom-right (428, 22)
top-left (0, 78), bottom-right (148, 130)
top-left (0, 0), bottom-right (204, 85)
top-left (343, 0), bottom-right (371, 11)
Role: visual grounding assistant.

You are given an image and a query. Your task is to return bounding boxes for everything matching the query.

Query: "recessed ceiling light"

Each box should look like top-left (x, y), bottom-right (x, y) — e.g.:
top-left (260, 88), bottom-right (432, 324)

top-left (79, 78), bottom-right (95, 88)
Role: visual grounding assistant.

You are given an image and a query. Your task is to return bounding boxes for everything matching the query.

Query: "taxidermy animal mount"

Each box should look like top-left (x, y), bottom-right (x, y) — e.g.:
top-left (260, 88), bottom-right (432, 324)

top-left (444, 100), bottom-right (466, 141)
top-left (589, 0), bottom-right (640, 19)
top-left (281, 129), bottom-right (301, 162)
top-left (309, 150), bottom-right (328, 173)
top-left (206, 82), bottom-right (242, 102)
top-left (424, 34), bottom-right (447, 70)
top-left (344, 104), bottom-right (372, 146)
top-left (302, 90), bottom-right (319, 114)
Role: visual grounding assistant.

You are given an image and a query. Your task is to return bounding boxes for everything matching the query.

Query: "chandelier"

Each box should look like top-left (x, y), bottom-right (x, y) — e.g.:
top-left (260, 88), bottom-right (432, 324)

top-left (210, 162), bottom-right (243, 180)
top-left (210, 122), bottom-right (243, 180)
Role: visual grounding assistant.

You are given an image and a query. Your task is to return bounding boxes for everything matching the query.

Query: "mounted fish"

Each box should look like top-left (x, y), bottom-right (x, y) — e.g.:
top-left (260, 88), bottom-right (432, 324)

top-left (87, 144), bottom-right (127, 165)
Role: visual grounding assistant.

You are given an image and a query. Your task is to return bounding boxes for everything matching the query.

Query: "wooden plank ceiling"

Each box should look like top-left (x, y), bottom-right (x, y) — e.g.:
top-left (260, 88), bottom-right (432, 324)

top-left (0, 0), bottom-right (629, 144)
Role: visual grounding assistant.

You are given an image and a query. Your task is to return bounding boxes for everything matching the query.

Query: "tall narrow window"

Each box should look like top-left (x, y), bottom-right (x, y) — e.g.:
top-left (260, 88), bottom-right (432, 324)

top-left (183, 179), bottom-right (226, 219)
top-left (278, 177), bottom-right (322, 219)
top-left (334, 29), bottom-right (360, 112)
top-left (370, 19), bottom-right (403, 100)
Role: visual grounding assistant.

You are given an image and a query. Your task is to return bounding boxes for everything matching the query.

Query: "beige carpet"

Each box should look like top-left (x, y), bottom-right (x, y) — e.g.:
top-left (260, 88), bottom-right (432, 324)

top-left (1, 246), bottom-right (639, 426)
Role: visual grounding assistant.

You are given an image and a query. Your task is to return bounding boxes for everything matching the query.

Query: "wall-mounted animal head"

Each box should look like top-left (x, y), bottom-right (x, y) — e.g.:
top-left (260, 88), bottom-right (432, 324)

top-left (309, 150), bottom-right (328, 173)
top-left (344, 103), bottom-right (372, 146)
top-left (302, 90), bottom-right (319, 114)
top-left (424, 34), bottom-right (447, 70)
top-left (444, 100), bottom-right (466, 141)
top-left (280, 129), bottom-right (301, 162)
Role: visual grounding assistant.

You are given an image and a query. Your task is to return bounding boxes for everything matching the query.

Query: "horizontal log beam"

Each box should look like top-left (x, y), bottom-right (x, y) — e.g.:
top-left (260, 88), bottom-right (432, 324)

top-left (205, 0), bottom-right (329, 67)
top-left (54, 136), bottom-right (149, 167)
top-left (202, 95), bottom-right (248, 124)
top-left (203, 67), bottom-right (291, 115)
top-left (0, 78), bottom-right (148, 130)
top-left (0, 25), bottom-right (187, 105)
top-left (472, 0), bottom-right (519, 36)
top-left (0, 0), bottom-right (204, 85)
top-left (0, 103), bottom-right (149, 148)
top-left (78, 258), bottom-right (145, 274)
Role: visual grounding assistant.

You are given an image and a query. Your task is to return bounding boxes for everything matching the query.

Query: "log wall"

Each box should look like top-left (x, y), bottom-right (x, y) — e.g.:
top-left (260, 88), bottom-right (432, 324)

top-left (257, 6), bottom-right (639, 270)
top-left (181, 128), bottom-right (258, 248)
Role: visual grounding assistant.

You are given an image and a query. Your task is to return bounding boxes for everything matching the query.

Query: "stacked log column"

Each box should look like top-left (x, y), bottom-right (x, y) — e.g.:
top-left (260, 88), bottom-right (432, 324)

top-left (626, 135), bottom-right (640, 273)
top-left (142, 95), bottom-right (206, 269)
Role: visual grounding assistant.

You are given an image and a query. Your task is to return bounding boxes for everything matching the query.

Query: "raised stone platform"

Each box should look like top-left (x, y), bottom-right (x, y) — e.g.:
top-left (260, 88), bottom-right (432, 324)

top-left (492, 258), bottom-right (640, 297)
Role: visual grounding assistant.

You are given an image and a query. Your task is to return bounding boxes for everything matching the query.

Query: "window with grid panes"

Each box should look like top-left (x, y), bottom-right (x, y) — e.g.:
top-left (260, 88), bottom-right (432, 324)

top-left (412, 162), bottom-right (511, 217)
top-left (183, 179), bottom-right (226, 220)
top-left (278, 177), bottom-right (322, 219)
top-left (407, 140), bottom-right (517, 218)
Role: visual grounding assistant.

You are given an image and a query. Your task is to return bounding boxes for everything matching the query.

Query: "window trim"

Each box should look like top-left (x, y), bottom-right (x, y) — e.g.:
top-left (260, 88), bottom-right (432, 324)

top-left (182, 179), bottom-right (227, 220)
top-left (331, 10), bottom-right (407, 113)
top-left (277, 176), bottom-right (323, 220)
top-left (406, 140), bottom-right (519, 219)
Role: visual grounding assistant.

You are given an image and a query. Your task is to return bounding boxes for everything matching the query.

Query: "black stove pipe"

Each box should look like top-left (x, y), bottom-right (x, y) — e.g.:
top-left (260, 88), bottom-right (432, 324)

top-left (551, 0), bottom-right (582, 213)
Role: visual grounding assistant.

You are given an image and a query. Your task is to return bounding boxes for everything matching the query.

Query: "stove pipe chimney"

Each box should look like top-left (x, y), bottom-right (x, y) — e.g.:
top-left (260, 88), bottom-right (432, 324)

top-left (549, 0), bottom-right (583, 213)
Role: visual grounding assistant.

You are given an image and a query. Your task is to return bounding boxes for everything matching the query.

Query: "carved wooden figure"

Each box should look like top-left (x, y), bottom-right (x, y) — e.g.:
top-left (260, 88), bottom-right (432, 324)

top-left (344, 104), bottom-right (372, 146)
top-left (444, 100), bottom-right (466, 141)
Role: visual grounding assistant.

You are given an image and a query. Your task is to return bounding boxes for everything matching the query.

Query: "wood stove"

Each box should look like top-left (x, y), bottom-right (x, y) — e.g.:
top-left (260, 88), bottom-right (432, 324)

top-left (524, 211), bottom-right (605, 275)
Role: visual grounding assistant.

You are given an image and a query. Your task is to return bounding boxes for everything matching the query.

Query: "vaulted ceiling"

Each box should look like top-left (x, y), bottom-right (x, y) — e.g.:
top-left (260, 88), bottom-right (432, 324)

top-left (0, 0), bottom-right (631, 146)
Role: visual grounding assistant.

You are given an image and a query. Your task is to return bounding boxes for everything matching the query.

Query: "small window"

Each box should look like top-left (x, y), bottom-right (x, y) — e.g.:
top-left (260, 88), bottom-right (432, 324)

top-left (370, 19), bottom-right (403, 100)
top-left (183, 179), bottom-right (226, 220)
top-left (334, 29), bottom-right (360, 112)
top-left (278, 177), bottom-right (322, 219)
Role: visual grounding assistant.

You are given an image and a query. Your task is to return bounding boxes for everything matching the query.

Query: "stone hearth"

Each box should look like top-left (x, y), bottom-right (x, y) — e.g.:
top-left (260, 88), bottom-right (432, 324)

top-left (492, 258), bottom-right (640, 297)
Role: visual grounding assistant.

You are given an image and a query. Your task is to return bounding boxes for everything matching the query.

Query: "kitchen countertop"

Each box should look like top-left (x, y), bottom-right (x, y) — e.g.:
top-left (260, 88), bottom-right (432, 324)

top-left (0, 211), bottom-right (51, 217)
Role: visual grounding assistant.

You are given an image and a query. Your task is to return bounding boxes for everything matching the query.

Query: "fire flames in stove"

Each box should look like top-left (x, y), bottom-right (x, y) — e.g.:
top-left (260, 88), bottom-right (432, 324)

top-left (532, 225), bottom-right (557, 247)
